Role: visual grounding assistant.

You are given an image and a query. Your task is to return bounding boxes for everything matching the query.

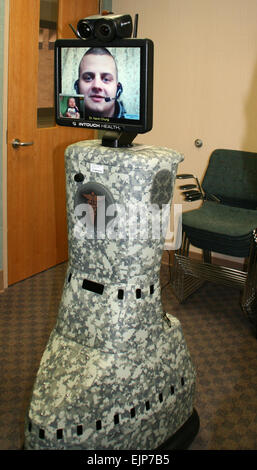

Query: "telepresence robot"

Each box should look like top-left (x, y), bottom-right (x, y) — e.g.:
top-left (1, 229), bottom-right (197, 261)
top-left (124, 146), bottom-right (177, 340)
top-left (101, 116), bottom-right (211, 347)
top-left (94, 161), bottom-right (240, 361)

top-left (24, 13), bottom-right (199, 450)
top-left (24, 140), bottom-right (199, 450)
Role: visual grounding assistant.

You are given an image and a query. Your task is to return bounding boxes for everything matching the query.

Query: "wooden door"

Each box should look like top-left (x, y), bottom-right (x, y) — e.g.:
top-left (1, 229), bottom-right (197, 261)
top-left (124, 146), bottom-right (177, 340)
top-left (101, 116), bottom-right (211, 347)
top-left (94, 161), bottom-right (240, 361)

top-left (7, 0), bottom-right (98, 285)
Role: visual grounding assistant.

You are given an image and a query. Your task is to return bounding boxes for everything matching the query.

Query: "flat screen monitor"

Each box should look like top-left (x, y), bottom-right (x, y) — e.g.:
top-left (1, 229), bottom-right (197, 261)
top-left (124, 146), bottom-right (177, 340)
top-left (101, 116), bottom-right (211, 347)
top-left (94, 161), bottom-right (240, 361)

top-left (54, 38), bottom-right (154, 146)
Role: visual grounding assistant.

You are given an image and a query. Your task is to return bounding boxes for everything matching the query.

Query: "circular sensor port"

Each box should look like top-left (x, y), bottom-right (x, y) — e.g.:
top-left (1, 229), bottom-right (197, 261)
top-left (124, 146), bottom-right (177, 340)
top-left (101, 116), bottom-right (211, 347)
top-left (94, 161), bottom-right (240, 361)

top-left (77, 20), bottom-right (93, 39)
top-left (94, 19), bottom-right (115, 41)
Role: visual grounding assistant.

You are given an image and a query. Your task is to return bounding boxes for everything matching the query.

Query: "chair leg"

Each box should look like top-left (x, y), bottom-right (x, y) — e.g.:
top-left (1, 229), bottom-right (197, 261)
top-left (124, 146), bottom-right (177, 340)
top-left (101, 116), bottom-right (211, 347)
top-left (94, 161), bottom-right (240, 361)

top-left (241, 230), bottom-right (257, 335)
top-left (170, 231), bottom-right (204, 302)
top-left (203, 249), bottom-right (212, 264)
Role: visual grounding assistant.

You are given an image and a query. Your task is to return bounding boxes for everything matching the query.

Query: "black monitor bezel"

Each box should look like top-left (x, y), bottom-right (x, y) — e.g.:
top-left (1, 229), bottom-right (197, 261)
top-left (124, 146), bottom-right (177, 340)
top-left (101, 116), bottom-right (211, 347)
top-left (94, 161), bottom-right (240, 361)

top-left (54, 38), bottom-right (154, 135)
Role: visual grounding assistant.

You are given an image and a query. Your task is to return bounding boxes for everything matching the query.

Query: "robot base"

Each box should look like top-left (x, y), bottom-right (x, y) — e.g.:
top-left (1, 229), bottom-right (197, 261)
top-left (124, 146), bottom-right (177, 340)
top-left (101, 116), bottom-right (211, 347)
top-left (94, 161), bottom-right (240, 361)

top-left (24, 141), bottom-right (199, 450)
top-left (157, 408), bottom-right (199, 450)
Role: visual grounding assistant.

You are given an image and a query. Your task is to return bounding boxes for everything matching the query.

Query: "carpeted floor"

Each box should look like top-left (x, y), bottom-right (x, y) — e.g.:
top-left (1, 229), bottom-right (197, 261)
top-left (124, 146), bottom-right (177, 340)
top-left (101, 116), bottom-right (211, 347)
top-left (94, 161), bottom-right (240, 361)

top-left (161, 256), bottom-right (257, 451)
top-left (0, 256), bottom-right (256, 451)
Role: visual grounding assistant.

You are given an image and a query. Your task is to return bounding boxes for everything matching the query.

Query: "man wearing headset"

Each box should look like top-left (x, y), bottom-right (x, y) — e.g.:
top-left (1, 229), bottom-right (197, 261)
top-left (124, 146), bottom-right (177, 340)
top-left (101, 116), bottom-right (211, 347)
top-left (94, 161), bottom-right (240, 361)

top-left (75, 47), bottom-right (126, 118)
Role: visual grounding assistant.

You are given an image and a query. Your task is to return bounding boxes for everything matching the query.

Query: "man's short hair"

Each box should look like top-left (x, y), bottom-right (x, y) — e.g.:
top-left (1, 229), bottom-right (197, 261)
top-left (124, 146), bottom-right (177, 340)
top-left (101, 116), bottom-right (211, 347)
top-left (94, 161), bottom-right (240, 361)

top-left (78, 47), bottom-right (118, 79)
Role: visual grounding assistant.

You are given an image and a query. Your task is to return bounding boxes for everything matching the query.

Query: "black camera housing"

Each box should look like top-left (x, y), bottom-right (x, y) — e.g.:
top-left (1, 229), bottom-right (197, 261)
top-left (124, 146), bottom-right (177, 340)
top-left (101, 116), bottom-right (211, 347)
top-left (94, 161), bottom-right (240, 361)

top-left (77, 14), bottom-right (133, 41)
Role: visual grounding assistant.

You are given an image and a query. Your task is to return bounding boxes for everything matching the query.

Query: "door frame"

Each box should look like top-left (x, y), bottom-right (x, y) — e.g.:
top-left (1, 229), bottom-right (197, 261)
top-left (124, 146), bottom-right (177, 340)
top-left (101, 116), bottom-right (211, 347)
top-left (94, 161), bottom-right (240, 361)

top-left (1, 0), bottom-right (9, 290)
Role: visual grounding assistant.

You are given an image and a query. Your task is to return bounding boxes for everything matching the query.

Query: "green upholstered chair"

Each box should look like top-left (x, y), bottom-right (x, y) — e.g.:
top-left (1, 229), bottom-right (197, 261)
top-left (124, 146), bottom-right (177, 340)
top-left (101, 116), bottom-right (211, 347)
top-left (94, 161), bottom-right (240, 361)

top-left (171, 149), bottom-right (257, 337)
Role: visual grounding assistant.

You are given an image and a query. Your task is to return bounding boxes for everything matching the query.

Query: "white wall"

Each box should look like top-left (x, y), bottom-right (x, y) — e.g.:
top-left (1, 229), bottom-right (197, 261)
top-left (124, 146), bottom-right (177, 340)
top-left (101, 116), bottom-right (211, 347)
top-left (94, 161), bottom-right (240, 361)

top-left (113, 0), bottom-right (257, 253)
top-left (113, 0), bottom-right (257, 184)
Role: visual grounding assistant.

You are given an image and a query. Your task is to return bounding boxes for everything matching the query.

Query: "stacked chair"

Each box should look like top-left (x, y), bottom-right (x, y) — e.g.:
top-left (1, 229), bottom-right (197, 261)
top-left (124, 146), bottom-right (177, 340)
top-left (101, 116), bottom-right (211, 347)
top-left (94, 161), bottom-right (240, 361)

top-left (171, 149), bottom-right (257, 337)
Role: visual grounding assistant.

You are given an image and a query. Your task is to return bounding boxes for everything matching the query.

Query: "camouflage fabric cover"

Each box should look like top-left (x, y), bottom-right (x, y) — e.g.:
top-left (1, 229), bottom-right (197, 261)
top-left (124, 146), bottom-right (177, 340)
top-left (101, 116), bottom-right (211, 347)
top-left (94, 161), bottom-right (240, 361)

top-left (24, 140), bottom-right (196, 450)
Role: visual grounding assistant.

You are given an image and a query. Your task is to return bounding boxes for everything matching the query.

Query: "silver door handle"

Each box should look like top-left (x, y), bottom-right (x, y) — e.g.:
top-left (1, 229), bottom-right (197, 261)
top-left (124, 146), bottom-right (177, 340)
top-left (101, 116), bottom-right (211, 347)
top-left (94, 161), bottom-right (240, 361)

top-left (12, 138), bottom-right (34, 149)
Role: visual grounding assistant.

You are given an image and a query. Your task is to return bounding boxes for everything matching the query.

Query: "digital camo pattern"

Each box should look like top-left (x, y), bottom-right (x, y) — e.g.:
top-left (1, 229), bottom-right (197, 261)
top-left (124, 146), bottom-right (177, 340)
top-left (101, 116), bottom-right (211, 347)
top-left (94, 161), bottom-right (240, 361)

top-left (25, 140), bottom-right (196, 450)
top-left (65, 141), bottom-right (183, 283)
top-left (150, 169), bottom-right (173, 207)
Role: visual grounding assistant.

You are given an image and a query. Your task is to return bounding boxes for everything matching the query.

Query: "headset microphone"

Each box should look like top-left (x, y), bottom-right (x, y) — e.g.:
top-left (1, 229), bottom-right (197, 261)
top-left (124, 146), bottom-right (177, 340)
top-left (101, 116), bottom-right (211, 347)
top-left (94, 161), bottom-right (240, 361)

top-left (104, 83), bottom-right (123, 101)
top-left (79, 96), bottom-right (116, 102)
top-left (103, 83), bottom-right (123, 102)
top-left (74, 82), bottom-right (123, 100)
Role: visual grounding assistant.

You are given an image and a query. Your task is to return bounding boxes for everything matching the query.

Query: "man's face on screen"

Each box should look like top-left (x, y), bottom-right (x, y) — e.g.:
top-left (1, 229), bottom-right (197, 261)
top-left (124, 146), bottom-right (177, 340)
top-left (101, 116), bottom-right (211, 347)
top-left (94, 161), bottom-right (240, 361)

top-left (78, 53), bottom-right (118, 117)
